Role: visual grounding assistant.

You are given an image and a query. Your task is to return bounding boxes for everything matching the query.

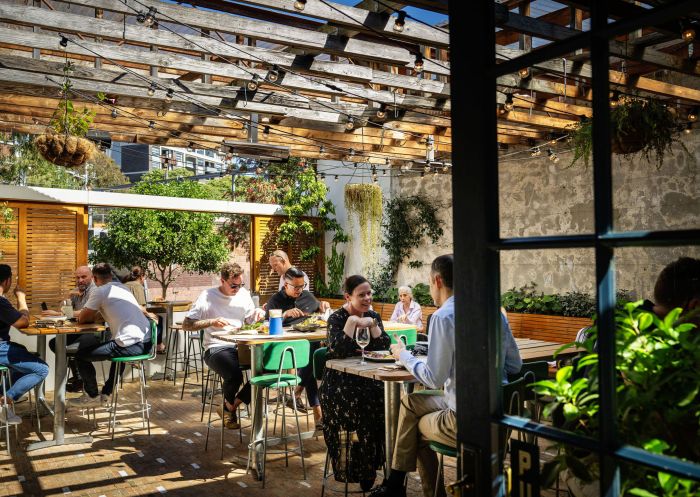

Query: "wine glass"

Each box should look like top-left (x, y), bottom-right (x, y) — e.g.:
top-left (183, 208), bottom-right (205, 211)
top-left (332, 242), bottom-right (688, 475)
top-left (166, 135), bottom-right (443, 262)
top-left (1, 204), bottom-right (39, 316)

top-left (355, 326), bottom-right (370, 365)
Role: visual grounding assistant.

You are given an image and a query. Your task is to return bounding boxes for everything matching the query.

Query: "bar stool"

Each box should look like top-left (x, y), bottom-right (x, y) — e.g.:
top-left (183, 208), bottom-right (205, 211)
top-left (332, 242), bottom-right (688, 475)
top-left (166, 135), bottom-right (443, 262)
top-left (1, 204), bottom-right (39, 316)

top-left (202, 368), bottom-right (247, 459)
top-left (246, 340), bottom-right (309, 488)
top-left (107, 321), bottom-right (158, 440)
top-left (179, 330), bottom-right (204, 400)
top-left (163, 323), bottom-right (186, 384)
top-left (0, 365), bottom-right (18, 455)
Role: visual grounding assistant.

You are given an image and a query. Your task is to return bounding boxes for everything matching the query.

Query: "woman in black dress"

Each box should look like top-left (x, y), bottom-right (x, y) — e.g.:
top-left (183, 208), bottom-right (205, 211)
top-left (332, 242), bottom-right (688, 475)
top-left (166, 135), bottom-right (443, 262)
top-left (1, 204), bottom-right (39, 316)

top-left (319, 275), bottom-right (391, 490)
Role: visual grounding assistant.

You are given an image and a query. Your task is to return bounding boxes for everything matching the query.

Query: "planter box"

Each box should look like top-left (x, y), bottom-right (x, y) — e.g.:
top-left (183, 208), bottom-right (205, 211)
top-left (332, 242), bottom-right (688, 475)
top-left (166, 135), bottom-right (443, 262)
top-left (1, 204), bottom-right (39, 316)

top-left (506, 312), bottom-right (591, 344)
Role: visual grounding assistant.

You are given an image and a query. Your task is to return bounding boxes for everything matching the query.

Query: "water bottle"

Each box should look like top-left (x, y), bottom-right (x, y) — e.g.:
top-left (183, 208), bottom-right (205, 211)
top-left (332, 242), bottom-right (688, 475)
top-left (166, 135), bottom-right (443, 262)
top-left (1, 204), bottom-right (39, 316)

top-left (268, 309), bottom-right (283, 336)
top-left (61, 300), bottom-right (74, 319)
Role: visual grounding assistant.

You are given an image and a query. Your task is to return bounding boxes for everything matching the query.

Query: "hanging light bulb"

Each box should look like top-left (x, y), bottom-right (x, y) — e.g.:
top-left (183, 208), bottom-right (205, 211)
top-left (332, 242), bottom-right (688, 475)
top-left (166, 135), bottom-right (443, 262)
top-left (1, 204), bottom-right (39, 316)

top-left (111, 108), bottom-right (118, 119)
top-left (242, 122), bottom-right (249, 136)
top-left (349, 148), bottom-right (356, 156)
top-left (345, 116), bottom-right (355, 131)
top-left (423, 164), bottom-right (431, 173)
top-left (518, 67), bottom-right (530, 78)
top-left (267, 66), bottom-right (280, 83)
top-left (393, 11), bottom-right (406, 33)
top-left (148, 120), bottom-right (156, 129)
top-left (164, 88), bottom-right (174, 103)
top-left (420, 171), bottom-right (425, 179)
top-left (688, 107), bottom-right (698, 122)
top-left (549, 133), bottom-right (558, 145)
top-left (59, 35), bottom-right (69, 48)
top-left (504, 93), bottom-right (514, 111)
top-left (319, 145), bottom-right (325, 154)
top-left (247, 75), bottom-right (260, 91)
top-left (137, 7), bottom-right (157, 27)
top-left (147, 82), bottom-right (157, 97)
top-left (685, 123), bottom-right (693, 134)
top-left (442, 163), bottom-right (449, 172)
top-left (263, 125), bottom-right (270, 135)
top-left (531, 147), bottom-right (542, 157)
top-left (681, 21), bottom-right (696, 42)
top-left (320, 173), bottom-right (326, 180)
top-left (610, 90), bottom-right (621, 108)
top-left (547, 148), bottom-right (559, 162)
top-left (376, 104), bottom-right (387, 119)
top-left (413, 53), bottom-right (424, 73)
top-left (334, 175), bottom-right (339, 182)
top-left (293, 0), bottom-right (307, 11)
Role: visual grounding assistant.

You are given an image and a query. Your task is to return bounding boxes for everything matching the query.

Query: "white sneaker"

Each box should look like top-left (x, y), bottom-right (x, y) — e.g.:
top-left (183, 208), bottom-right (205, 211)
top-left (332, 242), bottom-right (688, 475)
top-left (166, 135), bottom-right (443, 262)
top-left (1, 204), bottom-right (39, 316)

top-left (68, 393), bottom-right (101, 408)
top-left (0, 405), bottom-right (22, 425)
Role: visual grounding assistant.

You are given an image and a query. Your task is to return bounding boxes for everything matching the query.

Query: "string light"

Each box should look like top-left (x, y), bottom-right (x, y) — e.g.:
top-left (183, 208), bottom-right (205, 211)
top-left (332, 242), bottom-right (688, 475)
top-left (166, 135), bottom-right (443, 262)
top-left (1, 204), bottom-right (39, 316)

top-left (164, 88), bottom-right (174, 103)
top-left (531, 147), bottom-right (542, 157)
top-left (681, 21), bottom-right (696, 42)
top-left (376, 104), bottom-right (387, 119)
top-left (263, 125), bottom-right (270, 135)
top-left (518, 67), bottom-right (530, 78)
top-left (610, 90), bottom-right (621, 108)
top-left (319, 145), bottom-right (325, 154)
top-left (111, 108), bottom-right (118, 119)
top-left (442, 163), bottom-right (449, 172)
top-left (547, 148), bottom-right (559, 163)
top-left (393, 11), bottom-right (406, 32)
top-left (59, 35), bottom-right (69, 48)
top-left (293, 0), bottom-right (307, 11)
top-left (147, 82), bottom-right (157, 97)
top-left (148, 120), bottom-right (156, 129)
top-left (413, 53), bottom-right (424, 73)
top-left (423, 164), bottom-right (431, 173)
top-left (247, 74), bottom-right (260, 91)
top-left (345, 116), bottom-right (355, 131)
top-left (504, 93), bottom-right (514, 111)
top-left (549, 133), bottom-right (558, 145)
top-left (685, 123), bottom-right (693, 134)
top-left (688, 107), bottom-right (698, 122)
top-left (137, 7), bottom-right (157, 27)
top-left (334, 175), bottom-right (339, 182)
top-left (267, 65), bottom-right (280, 83)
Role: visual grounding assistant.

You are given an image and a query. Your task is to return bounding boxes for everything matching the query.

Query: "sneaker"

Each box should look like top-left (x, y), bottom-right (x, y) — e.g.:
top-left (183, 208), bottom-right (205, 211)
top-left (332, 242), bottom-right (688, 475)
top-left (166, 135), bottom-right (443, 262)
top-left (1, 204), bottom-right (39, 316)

top-left (368, 481), bottom-right (406, 497)
top-left (285, 395), bottom-right (308, 412)
top-left (68, 393), bottom-right (102, 408)
top-left (66, 380), bottom-right (84, 393)
top-left (0, 405), bottom-right (22, 425)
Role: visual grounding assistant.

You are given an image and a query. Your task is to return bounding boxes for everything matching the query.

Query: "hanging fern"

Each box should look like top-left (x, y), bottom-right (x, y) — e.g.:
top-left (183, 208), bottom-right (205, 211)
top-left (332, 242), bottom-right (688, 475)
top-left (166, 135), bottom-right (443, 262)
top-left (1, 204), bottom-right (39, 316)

top-left (344, 183), bottom-right (383, 267)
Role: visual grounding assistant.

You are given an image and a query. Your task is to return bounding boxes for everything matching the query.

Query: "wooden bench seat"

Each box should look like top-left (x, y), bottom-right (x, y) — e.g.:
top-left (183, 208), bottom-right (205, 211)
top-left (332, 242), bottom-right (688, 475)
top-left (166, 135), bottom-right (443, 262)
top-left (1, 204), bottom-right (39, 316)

top-left (506, 312), bottom-right (591, 344)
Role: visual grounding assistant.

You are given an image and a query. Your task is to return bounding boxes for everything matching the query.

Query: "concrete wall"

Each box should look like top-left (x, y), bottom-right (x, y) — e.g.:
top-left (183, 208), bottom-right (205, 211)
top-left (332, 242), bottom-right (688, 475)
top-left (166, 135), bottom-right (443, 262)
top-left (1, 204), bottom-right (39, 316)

top-left (389, 131), bottom-right (700, 300)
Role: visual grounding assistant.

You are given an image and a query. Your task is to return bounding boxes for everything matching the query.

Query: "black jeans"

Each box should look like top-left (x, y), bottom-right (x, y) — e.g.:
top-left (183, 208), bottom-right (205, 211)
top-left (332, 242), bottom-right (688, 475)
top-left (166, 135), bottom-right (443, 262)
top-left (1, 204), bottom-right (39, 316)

top-left (76, 339), bottom-right (152, 397)
top-left (49, 334), bottom-right (100, 380)
top-left (204, 346), bottom-right (248, 406)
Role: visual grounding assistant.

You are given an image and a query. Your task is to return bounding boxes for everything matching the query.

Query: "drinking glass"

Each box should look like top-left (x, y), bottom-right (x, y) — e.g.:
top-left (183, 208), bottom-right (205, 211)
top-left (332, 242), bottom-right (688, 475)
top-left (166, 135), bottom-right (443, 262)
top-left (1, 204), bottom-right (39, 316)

top-left (355, 326), bottom-right (370, 365)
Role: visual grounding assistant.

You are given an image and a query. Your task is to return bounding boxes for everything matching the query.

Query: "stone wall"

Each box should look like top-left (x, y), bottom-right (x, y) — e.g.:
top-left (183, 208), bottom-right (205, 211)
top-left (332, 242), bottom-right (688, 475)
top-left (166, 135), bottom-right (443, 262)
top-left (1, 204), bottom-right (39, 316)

top-left (391, 131), bottom-right (700, 300)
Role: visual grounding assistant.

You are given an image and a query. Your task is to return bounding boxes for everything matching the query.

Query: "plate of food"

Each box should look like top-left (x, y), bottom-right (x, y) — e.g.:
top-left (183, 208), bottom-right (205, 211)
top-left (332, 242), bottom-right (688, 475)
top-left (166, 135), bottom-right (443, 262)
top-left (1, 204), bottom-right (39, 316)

top-left (364, 350), bottom-right (395, 363)
top-left (292, 316), bottom-right (327, 332)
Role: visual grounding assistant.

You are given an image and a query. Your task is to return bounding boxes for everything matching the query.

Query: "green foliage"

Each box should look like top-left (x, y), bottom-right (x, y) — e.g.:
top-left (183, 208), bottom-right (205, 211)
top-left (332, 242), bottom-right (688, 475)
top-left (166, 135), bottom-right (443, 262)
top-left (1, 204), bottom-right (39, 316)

top-left (533, 302), bottom-right (700, 495)
top-left (345, 183), bottom-right (383, 267)
top-left (90, 169), bottom-right (229, 298)
top-left (49, 99), bottom-right (95, 137)
top-left (0, 132), bottom-right (127, 189)
top-left (411, 283), bottom-right (433, 307)
top-left (501, 282), bottom-right (634, 318)
top-left (0, 202), bottom-right (14, 260)
top-left (569, 97), bottom-right (692, 169)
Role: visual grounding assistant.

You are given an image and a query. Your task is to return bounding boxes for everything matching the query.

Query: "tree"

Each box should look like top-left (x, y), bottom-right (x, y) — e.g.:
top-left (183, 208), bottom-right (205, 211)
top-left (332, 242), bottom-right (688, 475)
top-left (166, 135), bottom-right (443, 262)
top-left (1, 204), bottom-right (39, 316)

top-left (90, 169), bottom-right (230, 298)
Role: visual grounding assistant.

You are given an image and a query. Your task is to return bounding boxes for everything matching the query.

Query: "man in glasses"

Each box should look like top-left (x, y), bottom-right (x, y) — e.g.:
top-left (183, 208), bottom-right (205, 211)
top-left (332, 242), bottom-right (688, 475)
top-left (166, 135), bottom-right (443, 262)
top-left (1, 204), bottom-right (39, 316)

top-left (265, 266), bottom-right (328, 428)
top-left (183, 262), bottom-right (264, 429)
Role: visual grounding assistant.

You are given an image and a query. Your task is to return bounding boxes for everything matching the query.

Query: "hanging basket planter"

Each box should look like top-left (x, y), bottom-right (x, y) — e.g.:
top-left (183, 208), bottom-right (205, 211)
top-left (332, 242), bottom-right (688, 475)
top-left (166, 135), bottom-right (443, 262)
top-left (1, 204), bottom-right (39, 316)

top-left (34, 132), bottom-right (95, 167)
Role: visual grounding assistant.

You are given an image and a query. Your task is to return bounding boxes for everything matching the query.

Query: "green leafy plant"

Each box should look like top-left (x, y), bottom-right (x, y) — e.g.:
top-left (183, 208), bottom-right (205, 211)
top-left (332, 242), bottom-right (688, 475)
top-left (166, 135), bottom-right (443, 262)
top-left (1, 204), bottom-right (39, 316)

top-left (345, 183), bottom-right (383, 267)
top-left (0, 202), bottom-right (14, 260)
top-left (569, 97), bottom-right (692, 169)
top-left (91, 168), bottom-right (229, 298)
top-left (411, 283), bottom-right (433, 307)
top-left (533, 302), bottom-right (700, 495)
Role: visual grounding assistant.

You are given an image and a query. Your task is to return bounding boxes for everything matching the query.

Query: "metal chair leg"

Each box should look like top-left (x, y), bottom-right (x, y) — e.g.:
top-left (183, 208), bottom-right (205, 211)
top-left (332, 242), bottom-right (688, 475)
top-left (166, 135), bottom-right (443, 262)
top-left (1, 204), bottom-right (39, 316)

top-left (110, 363), bottom-right (121, 440)
top-left (434, 453), bottom-right (444, 497)
top-left (290, 390), bottom-right (307, 481)
top-left (1, 371), bottom-right (11, 456)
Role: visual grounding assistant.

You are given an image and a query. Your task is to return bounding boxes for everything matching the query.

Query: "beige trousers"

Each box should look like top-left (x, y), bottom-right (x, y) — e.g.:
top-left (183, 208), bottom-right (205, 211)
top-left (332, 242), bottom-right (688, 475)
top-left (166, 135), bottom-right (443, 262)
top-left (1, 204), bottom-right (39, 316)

top-left (391, 391), bottom-right (457, 497)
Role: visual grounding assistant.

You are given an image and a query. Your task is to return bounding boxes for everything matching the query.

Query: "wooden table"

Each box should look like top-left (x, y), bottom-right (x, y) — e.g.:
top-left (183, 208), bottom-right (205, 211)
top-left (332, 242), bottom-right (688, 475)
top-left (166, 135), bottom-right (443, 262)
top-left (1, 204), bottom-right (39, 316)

top-left (21, 322), bottom-right (106, 451)
top-left (215, 328), bottom-right (327, 478)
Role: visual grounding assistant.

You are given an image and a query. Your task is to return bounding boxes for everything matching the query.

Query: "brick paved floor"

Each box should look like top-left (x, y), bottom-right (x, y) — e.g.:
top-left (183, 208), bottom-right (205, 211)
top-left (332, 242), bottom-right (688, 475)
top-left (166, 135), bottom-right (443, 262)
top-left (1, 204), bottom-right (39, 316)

top-left (0, 375), bottom-right (563, 497)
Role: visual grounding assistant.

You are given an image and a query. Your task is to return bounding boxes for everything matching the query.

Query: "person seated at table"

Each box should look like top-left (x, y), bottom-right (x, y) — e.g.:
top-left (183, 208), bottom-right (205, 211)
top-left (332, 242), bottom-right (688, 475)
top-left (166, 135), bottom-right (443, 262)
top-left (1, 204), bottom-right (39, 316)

top-left (370, 255), bottom-right (522, 497)
top-left (71, 263), bottom-right (154, 407)
top-left (269, 249), bottom-right (309, 291)
top-left (182, 262), bottom-right (265, 429)
top-left (651, 256), bottom-right (700, 324)
top-left (265, 266), bottom-right (328, 426)
top-left (319, 275), bottom-right (391, 491)
top-left (44, 265), bottom-right (97, 393)
top-left (122, 266), bottom-right (166, 354)
top-left (0, 264), bottom-right (49, 425)
top-left (389, 286), bottom-right (423, 331)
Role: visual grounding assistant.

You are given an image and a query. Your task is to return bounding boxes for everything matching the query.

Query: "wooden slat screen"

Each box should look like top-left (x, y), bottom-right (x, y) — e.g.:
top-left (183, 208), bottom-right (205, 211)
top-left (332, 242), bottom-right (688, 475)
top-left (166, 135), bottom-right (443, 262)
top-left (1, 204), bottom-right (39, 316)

top-left (0, 202), bottom-right (87, 313)
top-left (251, 215), bottom-right (324, 298)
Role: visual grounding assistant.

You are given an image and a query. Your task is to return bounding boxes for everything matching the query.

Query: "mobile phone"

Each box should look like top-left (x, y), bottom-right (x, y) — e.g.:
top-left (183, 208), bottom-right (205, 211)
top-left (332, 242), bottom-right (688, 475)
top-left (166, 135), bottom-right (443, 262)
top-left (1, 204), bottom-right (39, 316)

top-left (41, 302), bottom-right (48, 311)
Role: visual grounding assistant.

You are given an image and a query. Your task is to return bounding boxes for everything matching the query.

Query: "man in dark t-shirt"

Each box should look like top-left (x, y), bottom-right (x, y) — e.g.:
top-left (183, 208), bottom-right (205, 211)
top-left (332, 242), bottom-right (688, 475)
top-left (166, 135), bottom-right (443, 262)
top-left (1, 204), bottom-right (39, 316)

top-left (265, 267), bottom-right (326, 427)
top-left (0, 264), bottom-right (49, 425)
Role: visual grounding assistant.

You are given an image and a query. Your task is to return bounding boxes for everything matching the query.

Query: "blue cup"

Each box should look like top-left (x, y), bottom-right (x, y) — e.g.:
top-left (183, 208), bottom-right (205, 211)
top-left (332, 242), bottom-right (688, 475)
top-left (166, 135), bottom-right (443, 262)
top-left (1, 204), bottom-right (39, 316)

top-left (269, 316), bottom-right (283, 336)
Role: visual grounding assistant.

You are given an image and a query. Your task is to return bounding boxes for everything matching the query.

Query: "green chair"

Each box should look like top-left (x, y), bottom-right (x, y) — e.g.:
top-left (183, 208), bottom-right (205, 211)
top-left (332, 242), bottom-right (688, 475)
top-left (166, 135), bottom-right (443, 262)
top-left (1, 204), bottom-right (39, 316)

top-left (0, 365), bottom-right (18, 455)
top-left (108, 320), bottom-right (158, 440)
top-left (429, 441), bottom-right (458, 497)
top-left (246, 340), bottom-right (309, 488)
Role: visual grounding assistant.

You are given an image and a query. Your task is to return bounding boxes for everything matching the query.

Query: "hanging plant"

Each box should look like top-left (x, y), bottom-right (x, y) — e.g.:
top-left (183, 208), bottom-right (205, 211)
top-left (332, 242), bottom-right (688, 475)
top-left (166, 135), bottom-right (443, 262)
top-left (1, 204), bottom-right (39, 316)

top-left (568, 96), bottom-right (692, 169)
top-left (34, 61), bottom-right (96, 168)
top-left (344, 183), bottom-right (383, 266)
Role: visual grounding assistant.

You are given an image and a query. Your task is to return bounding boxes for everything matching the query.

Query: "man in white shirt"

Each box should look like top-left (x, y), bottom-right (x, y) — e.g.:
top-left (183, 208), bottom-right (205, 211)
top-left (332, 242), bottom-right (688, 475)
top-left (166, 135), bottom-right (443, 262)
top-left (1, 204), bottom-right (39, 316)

top-left (71, 263), bottom-right (153, 407)
top-left (183, 262), bottom-right (264, 429)
top-left (371, 254), bottom-right (522, 497)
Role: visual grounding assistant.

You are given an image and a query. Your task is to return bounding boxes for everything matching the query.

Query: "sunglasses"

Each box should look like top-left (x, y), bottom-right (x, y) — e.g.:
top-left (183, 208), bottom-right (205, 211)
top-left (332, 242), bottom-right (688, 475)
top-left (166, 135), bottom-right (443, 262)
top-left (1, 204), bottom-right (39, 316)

top-left (228, 282), bottom-right (245, 290)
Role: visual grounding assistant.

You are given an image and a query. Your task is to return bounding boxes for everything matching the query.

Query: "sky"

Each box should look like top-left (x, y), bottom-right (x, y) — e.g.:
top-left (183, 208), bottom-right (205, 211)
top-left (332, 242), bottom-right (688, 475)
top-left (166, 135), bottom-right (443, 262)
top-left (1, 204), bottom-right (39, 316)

top-left (321, 0), bottom-right (448, 26)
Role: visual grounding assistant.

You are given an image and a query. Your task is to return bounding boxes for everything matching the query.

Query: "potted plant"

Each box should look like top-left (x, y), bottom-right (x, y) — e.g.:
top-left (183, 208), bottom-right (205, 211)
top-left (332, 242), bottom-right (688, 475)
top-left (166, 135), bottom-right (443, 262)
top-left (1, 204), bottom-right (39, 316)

top-left (568, 97), bottom-right (691, 169)
top-left (34, 62), bottom-right (96, 167)
top-left (533, 301), bottom-right (700, 496)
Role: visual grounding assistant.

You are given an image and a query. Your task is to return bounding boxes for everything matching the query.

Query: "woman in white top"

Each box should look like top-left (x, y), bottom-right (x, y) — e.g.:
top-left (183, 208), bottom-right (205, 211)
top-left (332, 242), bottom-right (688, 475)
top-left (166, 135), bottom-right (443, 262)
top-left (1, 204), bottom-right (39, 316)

top-left (389, 286), bottom-right (423, 331)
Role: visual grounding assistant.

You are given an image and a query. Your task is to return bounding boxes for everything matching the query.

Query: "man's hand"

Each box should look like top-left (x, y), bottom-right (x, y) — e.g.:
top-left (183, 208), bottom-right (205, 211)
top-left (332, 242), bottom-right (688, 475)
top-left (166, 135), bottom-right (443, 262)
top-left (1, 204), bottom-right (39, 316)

top-left (319, 301), bottom-right (331, 312)
top-left (390, 333), bottom-right (406, 360)
top-left (13, 286), bottom-right (26, 299)
top-left (283, 308), bottom-right (305, 319)
top-left (252, 308), bottom-right (266, 322)
top-left (211, 317), bottom-right (230, 328)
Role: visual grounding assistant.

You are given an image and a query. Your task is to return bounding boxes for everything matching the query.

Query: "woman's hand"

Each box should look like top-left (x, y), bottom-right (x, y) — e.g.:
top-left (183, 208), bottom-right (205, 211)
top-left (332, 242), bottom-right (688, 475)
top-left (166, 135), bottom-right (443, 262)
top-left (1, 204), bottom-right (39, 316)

top-left (356, 317), bottom-right (374, 328)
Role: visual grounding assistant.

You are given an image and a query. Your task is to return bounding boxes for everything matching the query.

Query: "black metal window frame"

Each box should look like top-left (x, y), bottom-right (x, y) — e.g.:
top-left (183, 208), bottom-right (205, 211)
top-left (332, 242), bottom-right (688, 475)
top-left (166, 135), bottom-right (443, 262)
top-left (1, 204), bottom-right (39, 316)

top-left (449, 1), bottom-right (700, 495)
